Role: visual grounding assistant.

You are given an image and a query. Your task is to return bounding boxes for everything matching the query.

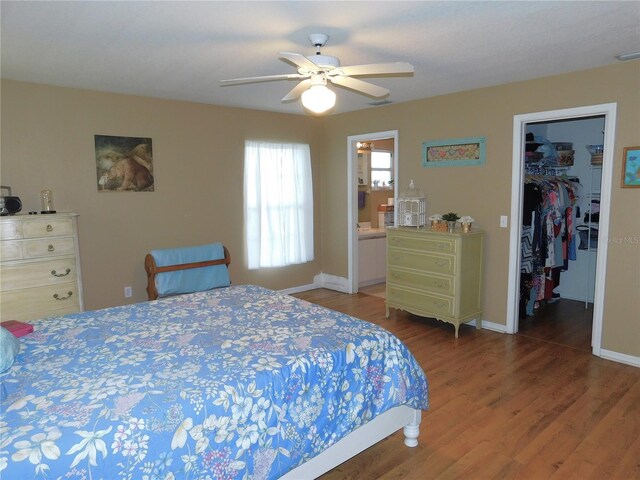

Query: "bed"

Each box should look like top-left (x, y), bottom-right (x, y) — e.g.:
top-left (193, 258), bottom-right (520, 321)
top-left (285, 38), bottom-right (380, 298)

top-left (1, 247), bottom-right (429, 479)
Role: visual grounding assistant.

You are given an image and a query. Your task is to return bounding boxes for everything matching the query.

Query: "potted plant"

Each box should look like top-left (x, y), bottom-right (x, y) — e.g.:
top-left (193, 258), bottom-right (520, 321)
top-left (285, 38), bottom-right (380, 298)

top-left (442, 212), bottom-right (460, 232)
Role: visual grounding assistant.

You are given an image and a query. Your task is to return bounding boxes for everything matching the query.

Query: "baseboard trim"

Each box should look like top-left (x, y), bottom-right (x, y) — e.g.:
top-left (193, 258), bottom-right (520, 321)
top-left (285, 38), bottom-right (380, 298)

top-left (467, 319), bottom-right (507, 334)
top-left (599, 348), bottom-right (640, 367)
top-left (313, 273), bottom-right (351, 293)
top-left (279, 283), bottom-right (317, 295)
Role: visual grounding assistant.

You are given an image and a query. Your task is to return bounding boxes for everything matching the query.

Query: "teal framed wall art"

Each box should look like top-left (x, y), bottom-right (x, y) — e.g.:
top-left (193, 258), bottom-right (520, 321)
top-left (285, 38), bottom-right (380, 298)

top-left (622, 146), bottom-right (640, 188)
top-left (422, 136), bottom-right (486, 167)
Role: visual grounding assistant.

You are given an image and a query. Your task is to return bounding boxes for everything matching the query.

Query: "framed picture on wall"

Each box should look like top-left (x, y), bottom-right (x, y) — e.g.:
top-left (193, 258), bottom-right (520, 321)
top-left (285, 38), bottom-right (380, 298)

top-left (621, 146), bottom-right (640, 188)
top-left (95, 135), bottom-right (155, 192)
top-left (422, 136), bottom-right (486, 167)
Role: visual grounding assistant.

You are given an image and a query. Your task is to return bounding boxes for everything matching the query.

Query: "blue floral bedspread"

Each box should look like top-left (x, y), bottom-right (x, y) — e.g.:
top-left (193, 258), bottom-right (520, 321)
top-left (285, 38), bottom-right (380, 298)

top-left (1, 285), bottom-right (429, 480)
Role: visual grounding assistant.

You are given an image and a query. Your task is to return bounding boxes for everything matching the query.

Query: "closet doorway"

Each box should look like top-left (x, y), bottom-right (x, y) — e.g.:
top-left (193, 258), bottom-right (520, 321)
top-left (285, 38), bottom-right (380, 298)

top-left (347, 130), bottom-right (399, 294)
top-left (506, 103), bottom-right (617, 358)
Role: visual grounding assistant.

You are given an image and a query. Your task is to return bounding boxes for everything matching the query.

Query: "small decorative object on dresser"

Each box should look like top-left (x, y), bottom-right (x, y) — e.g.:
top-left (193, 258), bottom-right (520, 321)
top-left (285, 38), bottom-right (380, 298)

top-left (0, 213), bottom-right (84, 321)
top-left (386, 227), bottom-right (484, 337)
top-left (442, 212), bottom-right (460, 232)
top-left (428, 214), bottom-right (443, 230)
top-left (397, 180), bottom-right (426, 227)
top-left (458, 215), bottom-right (475, 233)
top-left (40, 189), bottom-right (56, 214)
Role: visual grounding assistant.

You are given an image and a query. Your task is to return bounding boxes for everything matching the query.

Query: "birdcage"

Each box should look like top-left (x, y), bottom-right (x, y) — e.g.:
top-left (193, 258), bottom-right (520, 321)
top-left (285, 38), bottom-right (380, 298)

top-left (397, 180), bottom-right (426, 227)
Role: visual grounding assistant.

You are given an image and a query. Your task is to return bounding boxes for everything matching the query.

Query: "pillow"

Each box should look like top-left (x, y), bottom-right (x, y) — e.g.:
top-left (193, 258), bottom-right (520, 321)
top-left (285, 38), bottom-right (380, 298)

top-left (0, 326), bottom-right (20, 373)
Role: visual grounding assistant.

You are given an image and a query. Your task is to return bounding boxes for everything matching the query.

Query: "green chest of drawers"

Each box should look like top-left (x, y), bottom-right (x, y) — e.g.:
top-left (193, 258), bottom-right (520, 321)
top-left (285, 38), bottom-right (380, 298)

top-left (386, 227), bottom-right (484, 337)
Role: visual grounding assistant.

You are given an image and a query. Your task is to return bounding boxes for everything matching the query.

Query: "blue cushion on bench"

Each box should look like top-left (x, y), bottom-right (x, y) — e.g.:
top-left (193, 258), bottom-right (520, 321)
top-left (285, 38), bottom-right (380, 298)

top-left (151, 242), bottom-right (230, 297)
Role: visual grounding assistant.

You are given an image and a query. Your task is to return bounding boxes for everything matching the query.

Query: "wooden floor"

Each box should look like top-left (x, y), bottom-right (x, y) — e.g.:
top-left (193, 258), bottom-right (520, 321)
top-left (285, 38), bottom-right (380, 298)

top-left (518, 298), bottom-right (593, 353)
top-left (292, 288), bottom-right (640, 480)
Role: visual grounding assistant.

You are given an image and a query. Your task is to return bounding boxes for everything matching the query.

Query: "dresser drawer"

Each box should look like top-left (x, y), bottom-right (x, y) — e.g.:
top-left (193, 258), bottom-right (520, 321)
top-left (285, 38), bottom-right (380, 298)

top-left (23, 218), bottom-right (74, 238)
top-left (387, 267), bottom-right (454, 296)
top-left (0, 241), bottom-right (23, 261)
top-left (388, 248), bottom-right (455, 275)
top-left (0, 220), bottom-right (23, 240)
top-left (1, 282), bottom-right (80, 321)
top-left (388, 232), bottom-right (457, 254)
top-left (1, 258), bottom-right (77, 291)
top-left (22, 237), bottom-right (76, 259)
top-left (387, 285), bottom-right (454, 317)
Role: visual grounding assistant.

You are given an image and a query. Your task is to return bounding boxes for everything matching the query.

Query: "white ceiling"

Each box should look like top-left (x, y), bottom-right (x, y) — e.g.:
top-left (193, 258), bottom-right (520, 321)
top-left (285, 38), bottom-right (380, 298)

top-left (2, 1), bottom-right (639, 116)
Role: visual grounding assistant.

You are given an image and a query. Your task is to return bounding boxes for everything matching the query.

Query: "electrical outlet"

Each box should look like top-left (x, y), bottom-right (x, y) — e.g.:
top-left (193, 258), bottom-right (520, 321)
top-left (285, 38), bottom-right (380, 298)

top-left (500, 215), bottom-right (508, 228)
top-left (124, 286), bottom-right (132, 298)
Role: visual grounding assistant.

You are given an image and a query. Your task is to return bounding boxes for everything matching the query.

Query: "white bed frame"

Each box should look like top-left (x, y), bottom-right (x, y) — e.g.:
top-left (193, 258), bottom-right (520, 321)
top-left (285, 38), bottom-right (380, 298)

top-left (281, 406), bottom-right (421, 479)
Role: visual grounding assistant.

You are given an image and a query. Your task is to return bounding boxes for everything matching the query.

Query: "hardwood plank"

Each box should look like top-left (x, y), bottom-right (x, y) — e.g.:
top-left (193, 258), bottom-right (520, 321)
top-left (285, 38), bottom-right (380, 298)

top-left (550, 378), bottom-right (640, 479)
top-left (290, 289), bottom-right (640, 480)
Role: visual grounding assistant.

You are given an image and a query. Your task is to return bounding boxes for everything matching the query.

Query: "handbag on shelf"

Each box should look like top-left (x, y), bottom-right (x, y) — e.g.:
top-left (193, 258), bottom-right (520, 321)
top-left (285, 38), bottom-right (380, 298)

top-left (577, 225), bottom-right (598, 250)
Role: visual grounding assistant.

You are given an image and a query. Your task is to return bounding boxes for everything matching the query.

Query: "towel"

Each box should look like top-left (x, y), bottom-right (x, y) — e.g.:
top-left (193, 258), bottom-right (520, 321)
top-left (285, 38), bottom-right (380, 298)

top-left (151, 242), bottom-right (230, 297)
top-left (358, 191), bottom-right (366, 209)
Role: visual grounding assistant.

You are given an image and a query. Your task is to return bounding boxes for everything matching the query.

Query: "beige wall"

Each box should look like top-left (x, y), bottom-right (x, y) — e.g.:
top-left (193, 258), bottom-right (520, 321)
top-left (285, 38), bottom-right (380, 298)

top-left (1, 61), bottom-right (638, 358)
top-left (1, 81), bottom-right (324, 309)
top-left (321, 61), bottom-right (640, 357)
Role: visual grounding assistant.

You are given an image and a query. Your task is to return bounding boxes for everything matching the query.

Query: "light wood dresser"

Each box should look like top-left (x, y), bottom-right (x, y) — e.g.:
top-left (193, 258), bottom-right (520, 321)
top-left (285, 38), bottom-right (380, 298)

top-left (386, 227), bottom-right (483, 337)
top-left (1, 213), bottom-right (84, 321)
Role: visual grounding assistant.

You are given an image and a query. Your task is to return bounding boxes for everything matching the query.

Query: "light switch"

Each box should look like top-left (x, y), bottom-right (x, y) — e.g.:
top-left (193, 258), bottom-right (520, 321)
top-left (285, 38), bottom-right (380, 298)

top-left (500, 215), bottom-right (508, 228)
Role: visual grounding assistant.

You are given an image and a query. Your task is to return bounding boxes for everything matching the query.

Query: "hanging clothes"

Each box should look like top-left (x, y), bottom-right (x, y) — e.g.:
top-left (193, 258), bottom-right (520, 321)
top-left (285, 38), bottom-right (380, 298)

top-left (520, 174), bottom-right (582, 317)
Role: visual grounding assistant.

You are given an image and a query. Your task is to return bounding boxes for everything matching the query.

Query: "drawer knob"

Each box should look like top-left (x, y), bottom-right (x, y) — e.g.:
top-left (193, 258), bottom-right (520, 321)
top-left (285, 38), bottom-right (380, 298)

top-left (46, 224), bottom-right (53, 232)
top-left (437, 243), bottom-right (447, 249)
top-left (435, 260), bottom-right (447, 267)
top-left (48, 244), bottom-right (55, 252)
top-left (53, 291), bottom-right (73, 301)
top-left (51, 268), bottom-right (71, 277)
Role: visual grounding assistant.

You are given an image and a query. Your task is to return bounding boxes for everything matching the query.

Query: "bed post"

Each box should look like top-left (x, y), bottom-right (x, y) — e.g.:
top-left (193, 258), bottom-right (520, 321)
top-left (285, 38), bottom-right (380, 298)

top-left (144, 254), bottom-right (159, 300)
top-left (403, 409), bottom-right (421, 447)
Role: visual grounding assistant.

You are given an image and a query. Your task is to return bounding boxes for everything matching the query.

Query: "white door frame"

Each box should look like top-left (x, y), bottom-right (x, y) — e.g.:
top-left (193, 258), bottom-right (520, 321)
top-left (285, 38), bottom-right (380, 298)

top-left (347, 130), bottom-right (399, 294)
top-left (506, 103), bottom-right (617, 357)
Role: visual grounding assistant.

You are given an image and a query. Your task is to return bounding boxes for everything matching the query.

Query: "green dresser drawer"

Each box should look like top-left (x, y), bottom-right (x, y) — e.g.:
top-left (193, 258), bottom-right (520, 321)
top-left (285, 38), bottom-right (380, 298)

top-left (388, 248), bottom-right (455, 275)
top-left (387, 267), bottom-right (454, 296)
top-left (387, 231), bottom-right (457, 254)
top-left (387, 285), bottom-right (454, 317)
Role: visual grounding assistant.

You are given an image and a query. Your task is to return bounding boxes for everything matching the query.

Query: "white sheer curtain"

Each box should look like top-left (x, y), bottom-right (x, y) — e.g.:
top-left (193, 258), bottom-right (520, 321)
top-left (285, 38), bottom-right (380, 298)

top-left (244, 141), bottom-right (314, 269)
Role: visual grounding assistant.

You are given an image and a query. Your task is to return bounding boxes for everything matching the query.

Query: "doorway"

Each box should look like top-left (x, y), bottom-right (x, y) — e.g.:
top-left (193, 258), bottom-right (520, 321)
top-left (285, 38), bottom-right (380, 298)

top-left (506, 103), bottom-right (617, 357)
top-left (347, 130), bottom-right (399, 294)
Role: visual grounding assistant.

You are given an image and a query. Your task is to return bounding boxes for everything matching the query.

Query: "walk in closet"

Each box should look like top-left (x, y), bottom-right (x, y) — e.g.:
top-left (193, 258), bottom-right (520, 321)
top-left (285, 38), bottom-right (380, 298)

top-left (519, 116), bottom-right (605, 348)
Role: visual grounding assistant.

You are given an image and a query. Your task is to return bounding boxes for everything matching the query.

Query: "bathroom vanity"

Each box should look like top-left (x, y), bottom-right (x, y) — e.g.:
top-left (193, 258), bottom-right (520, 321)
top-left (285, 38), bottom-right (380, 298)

top-left (358, 226), bottom-right (387, 287)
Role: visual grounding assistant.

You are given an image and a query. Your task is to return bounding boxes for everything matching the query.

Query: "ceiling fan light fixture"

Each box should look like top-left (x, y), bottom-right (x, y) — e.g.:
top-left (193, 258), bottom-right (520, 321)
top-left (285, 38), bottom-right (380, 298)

top-left (615, 51), bottom-right (640, 61)
top-left (301, 84), bottom-right (336, 114)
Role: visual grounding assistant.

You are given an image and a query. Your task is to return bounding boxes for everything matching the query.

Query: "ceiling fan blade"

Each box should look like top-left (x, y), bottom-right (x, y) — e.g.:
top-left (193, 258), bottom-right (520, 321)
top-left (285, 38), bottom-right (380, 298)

top-left (335, 62), bottom-right (414, 77)
top-left (329, 76), bottom-right (390, 98)
top-left (282, 79), bottom-right (313, 102)
top-left (279, 52), bottom-right (321, 71)
top-left (220, 73), bottom-right (304, 85)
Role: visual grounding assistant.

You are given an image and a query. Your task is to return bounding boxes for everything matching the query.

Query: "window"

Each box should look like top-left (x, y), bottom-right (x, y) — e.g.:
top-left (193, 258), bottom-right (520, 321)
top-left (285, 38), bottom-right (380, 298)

top-left (370, 151), bottom-right (393, 188)
top-left (244, 141), bottom-right (314, 269)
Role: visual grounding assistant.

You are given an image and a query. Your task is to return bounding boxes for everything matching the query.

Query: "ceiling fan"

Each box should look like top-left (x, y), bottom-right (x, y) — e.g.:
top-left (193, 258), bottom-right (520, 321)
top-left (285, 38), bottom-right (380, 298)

top-left (220, 34), bottom-right (414, 114)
